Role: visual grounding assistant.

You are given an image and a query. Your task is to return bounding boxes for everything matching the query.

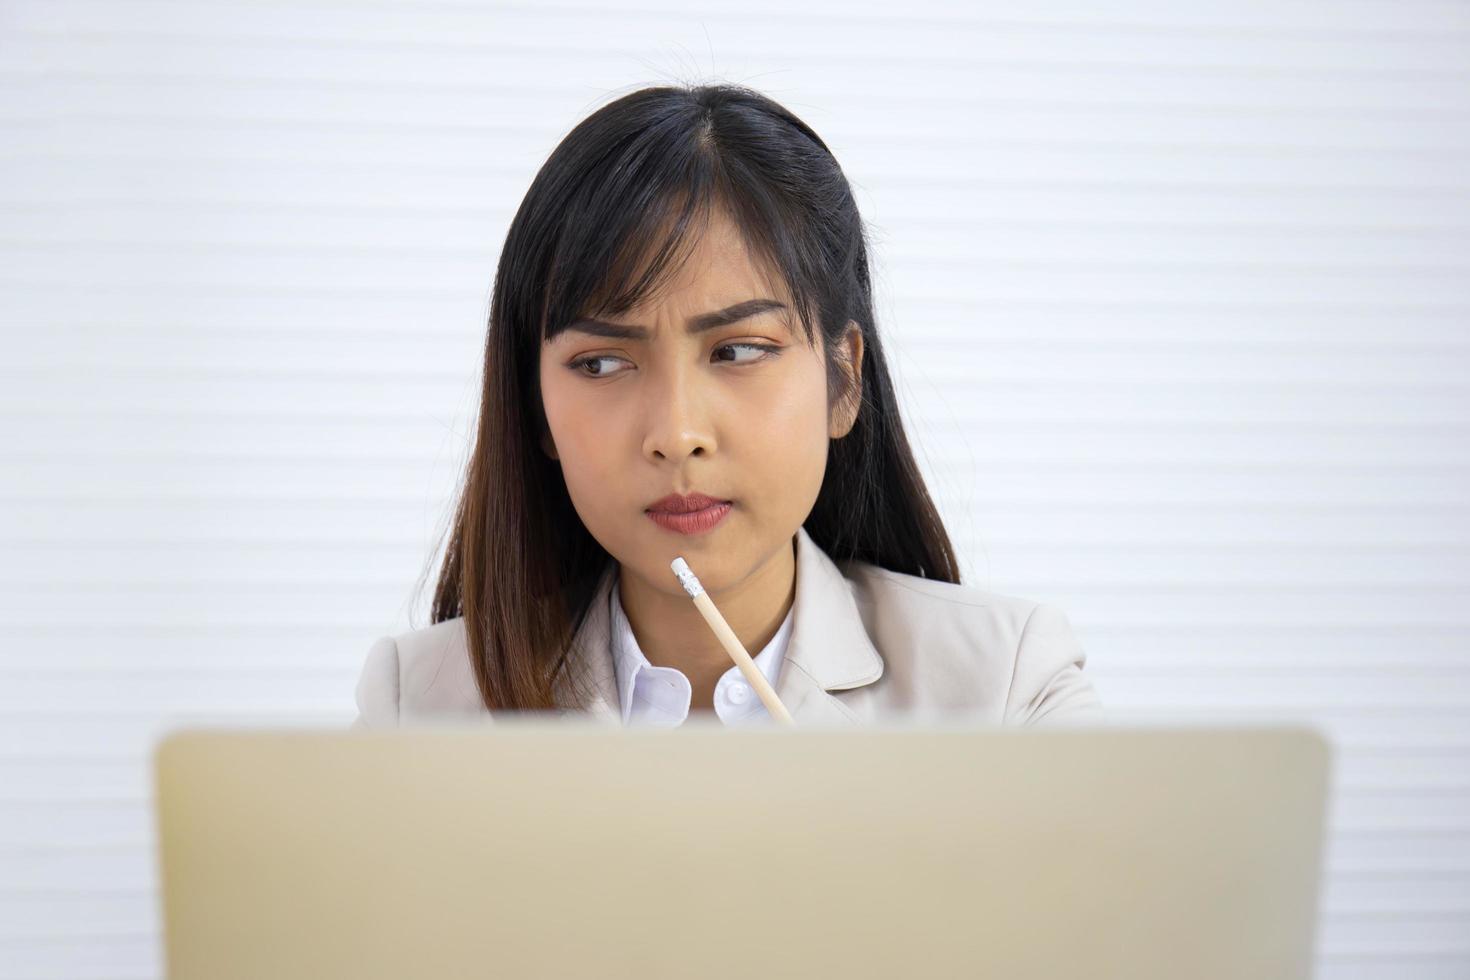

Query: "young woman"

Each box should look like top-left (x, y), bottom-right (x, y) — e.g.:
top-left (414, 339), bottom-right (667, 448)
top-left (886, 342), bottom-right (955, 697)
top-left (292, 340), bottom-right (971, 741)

top-left (351, 83), bottom-right (1104, 730)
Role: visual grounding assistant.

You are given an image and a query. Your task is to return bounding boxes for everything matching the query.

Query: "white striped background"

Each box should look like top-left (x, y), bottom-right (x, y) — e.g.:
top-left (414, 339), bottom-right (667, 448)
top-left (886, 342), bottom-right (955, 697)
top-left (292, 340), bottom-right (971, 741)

top-left (2, 1), bottom-right (1469, 977)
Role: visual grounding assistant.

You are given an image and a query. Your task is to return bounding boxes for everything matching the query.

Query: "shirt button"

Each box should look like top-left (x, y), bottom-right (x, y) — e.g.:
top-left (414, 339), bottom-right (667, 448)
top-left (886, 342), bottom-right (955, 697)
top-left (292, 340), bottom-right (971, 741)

top-left (727, 682), bottom-right (750, 705)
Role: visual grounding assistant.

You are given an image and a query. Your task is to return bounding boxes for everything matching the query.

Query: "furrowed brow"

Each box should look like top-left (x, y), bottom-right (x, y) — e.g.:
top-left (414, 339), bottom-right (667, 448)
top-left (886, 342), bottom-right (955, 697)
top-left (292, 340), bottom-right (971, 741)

top-left (563, 298), bottom-right (787, 341)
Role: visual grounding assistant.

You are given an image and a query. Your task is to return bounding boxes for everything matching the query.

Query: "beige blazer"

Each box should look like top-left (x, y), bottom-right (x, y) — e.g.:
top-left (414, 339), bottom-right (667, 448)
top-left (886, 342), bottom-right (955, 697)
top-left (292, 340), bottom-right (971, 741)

top-left (351, 525), bottom-right (1105, 729)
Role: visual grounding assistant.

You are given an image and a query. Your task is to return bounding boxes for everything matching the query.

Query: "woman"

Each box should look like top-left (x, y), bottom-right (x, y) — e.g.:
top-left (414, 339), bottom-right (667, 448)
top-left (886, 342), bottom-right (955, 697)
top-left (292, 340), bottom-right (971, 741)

top-left (351, 83), bottom-right (1104, 729)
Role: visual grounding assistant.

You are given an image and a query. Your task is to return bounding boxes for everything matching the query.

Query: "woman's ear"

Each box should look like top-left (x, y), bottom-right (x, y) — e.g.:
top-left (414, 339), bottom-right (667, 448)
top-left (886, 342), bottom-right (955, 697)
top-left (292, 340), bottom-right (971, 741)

top-left (828, 321), bottom-right (865, 440)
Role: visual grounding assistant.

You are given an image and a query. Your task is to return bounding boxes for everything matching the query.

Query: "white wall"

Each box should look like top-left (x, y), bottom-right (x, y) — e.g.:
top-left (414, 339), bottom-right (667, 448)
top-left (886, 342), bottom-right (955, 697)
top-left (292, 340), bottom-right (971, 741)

top-left (2, 1), bottom-right (1468, 976)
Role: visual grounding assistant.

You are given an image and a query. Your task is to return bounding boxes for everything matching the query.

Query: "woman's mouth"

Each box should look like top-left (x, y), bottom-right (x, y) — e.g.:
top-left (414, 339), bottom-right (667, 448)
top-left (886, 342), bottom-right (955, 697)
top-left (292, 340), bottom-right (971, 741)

top-left (645, 500), bottom-right (733, 535)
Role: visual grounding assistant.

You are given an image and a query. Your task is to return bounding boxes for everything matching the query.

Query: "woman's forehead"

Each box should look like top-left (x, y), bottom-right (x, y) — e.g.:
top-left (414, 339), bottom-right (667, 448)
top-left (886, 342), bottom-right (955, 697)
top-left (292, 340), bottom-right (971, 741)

top-left (581, 245), bottom-right (792, 330)
top-left (545, 194), bottom-right (809, 347)
top-left (617, 206), bottom-right (782, 303)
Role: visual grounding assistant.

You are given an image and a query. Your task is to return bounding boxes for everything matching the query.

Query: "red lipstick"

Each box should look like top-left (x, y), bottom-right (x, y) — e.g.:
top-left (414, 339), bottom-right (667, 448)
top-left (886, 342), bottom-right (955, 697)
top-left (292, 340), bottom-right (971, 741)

top-left (645, 492), bottom-right (733, 536)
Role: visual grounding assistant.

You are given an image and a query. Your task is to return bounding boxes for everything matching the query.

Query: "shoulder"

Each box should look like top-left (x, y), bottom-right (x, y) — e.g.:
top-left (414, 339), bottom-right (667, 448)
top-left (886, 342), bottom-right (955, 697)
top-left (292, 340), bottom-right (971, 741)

top-left (350, 617), bottom-right (477, 729)
top-left (841, 560), bottom-right (1038, 644)
top-left (838, 562), bottom-right (1104, 725)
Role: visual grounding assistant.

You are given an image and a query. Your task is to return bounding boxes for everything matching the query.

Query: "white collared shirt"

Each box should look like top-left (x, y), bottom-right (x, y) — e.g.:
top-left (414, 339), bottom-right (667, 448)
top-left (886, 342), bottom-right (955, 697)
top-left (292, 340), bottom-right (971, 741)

top-left (609, 574), bottom-right (792, 727)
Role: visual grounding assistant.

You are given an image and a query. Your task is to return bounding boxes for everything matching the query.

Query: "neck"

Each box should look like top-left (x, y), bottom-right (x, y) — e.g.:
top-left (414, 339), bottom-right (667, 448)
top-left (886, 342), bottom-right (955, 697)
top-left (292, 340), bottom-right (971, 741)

top-left (616, 533), bottom-right (797, 689)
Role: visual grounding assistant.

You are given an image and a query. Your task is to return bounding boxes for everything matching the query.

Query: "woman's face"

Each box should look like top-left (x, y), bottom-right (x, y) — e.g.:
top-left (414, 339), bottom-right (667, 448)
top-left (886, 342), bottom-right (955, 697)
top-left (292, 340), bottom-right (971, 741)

top-left (538, 207), bottom-right (863, 597)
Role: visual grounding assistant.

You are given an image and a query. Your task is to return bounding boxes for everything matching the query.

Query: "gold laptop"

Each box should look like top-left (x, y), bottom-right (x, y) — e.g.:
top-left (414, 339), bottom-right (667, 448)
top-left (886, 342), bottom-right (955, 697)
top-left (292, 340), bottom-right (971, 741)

top-left (153, 718), bottom-right (1331, 980)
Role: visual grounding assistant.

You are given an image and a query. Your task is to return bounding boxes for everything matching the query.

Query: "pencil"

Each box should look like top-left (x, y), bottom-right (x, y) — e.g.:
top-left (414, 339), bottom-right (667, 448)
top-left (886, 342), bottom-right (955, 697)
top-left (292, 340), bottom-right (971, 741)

top-left (669, 556), bottom-right (796, 726)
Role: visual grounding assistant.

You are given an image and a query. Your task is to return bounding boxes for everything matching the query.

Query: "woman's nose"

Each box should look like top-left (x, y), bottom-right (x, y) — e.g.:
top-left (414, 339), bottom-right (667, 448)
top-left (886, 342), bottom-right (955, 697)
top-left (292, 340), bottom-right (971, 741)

top-left (641, 365), bottom-right (716, 461)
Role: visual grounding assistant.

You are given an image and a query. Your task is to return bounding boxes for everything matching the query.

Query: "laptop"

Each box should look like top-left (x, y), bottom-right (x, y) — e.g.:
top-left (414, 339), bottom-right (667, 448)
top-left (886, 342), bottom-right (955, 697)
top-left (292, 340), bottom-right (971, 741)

top-left (152, 717), bottom-right (1332, 979)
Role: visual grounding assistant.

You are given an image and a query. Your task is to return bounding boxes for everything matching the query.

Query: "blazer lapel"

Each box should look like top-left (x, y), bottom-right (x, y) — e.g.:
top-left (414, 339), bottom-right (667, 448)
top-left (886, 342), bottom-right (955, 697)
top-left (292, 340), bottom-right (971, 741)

top-left (773, 525), bottom-right (886, 725)
top-left (553, 525), bottom-right (885, 727)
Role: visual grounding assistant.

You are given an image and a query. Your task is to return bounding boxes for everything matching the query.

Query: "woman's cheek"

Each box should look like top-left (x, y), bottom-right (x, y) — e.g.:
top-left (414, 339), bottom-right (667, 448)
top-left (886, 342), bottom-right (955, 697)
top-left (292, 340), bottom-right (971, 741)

top-left (555, 396), bottom-right (614, 464)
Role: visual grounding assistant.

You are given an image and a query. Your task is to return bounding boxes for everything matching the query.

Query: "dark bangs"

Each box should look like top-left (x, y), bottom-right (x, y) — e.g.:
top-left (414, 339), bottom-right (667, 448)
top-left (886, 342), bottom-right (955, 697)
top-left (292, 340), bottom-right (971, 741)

top-left (521, 88), bottom-right (859, 356)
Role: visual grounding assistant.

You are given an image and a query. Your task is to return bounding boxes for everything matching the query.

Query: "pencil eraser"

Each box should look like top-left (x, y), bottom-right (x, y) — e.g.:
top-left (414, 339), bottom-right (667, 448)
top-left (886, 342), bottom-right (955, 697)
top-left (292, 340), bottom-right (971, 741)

top-left (670, 557), bottom-right (704, 597)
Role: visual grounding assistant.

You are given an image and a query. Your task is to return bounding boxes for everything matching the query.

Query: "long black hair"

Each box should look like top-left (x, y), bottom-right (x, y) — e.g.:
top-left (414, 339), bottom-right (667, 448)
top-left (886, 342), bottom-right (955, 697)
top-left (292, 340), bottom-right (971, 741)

top-left (421, 83), bottom-right (960, 711)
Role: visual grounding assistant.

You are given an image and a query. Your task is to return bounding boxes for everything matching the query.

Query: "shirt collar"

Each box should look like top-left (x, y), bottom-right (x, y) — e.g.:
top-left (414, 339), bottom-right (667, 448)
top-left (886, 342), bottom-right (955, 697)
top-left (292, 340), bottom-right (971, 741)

top-left (608, 573), bottom-right (793, 725)
top-left (552, 525), bottom-right (886, 726)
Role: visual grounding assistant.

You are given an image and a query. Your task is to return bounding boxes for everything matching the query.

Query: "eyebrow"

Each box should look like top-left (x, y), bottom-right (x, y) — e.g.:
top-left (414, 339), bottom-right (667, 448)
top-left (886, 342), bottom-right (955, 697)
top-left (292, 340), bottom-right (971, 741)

top-left (561, 298), bottom-right (788, 341)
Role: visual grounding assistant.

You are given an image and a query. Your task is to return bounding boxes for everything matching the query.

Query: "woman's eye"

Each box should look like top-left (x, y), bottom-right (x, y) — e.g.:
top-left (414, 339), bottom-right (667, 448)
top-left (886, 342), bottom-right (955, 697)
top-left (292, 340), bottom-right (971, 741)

top-left (570, 355), bottom-right (628, 378)
top-left (712, 342), bottom-right (780, 365)
top-left (569, 343), bottom-right (778, 378)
